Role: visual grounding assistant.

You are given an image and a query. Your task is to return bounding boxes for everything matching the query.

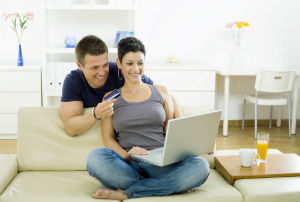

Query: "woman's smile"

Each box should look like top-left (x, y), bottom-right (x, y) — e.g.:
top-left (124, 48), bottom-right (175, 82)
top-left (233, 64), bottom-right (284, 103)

top-left (129, 72), bottom-right (141, 78)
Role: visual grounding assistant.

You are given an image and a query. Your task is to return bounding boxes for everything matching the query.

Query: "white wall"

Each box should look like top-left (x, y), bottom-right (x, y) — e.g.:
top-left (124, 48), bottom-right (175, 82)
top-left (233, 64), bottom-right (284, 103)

top-left (0, 0), bottom-right (299, 120)
top-left (136, 0), bottom-right (299, 68)
top-left (136, 0), bottom-right (300, 120)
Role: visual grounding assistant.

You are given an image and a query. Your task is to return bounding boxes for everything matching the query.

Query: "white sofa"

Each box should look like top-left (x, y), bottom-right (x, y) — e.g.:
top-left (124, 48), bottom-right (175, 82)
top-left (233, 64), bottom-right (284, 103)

top-left (0, 107), bottom-right (299, 202)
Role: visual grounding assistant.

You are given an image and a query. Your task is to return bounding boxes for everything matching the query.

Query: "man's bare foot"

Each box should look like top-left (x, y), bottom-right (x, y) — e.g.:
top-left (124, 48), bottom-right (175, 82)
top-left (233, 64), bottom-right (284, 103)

top-left (92, 189), bottom-right (128, 201)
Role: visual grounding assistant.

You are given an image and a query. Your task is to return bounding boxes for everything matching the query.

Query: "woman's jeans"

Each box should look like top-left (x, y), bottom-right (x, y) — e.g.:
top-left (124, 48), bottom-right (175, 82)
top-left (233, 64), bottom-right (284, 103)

top-left (86, 148), bottom-right (210, 198)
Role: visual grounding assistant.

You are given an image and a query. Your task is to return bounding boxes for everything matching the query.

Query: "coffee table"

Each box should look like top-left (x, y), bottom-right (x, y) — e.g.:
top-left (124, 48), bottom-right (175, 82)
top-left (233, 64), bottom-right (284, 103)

top-left (214, 153), bottom-right (300, 185)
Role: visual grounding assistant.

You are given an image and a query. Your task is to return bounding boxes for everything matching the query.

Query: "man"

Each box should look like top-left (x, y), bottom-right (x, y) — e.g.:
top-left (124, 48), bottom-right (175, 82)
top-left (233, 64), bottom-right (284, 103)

top-left (59, 35), bottom-right (153, 137)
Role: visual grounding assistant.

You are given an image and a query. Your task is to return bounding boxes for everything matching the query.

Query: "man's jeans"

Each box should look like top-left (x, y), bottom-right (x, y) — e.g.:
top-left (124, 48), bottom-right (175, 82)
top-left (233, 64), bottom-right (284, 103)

top-left (87, 148), bottom-right (210, 198)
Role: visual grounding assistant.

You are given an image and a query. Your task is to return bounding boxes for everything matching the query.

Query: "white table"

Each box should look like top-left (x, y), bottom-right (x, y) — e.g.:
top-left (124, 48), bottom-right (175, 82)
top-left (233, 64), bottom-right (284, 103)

top-left (216, 70), bottom-right (298, 137)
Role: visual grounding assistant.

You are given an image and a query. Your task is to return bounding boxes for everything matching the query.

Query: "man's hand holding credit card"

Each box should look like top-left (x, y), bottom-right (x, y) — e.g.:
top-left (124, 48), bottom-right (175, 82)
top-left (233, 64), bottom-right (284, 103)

top-left (103, 89), bottom-right (121, 101)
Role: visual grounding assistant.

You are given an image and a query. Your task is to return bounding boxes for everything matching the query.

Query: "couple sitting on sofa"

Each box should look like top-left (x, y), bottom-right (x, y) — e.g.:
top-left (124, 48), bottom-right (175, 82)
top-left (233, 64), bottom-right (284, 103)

top-left (59, 35), bottom-right (210, 200)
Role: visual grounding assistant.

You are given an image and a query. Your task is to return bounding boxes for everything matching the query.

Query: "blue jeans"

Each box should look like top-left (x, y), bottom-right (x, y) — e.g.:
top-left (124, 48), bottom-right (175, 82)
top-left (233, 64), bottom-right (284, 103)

top-left (86, 148), bottom-right (210, 198)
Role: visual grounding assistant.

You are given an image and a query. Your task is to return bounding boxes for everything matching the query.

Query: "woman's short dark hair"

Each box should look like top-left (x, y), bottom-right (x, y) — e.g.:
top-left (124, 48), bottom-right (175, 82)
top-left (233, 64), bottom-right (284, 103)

top-left (75, 35), bottom-right (108, 66)
top-left (117, 37), bottom-right (146, 63)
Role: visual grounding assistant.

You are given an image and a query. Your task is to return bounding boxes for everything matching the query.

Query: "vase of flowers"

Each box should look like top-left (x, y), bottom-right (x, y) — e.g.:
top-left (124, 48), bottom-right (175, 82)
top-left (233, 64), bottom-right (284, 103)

top-left (226, 21), bottom-right (250, 70)
top-left (3, 12), bottom-right (34, 66)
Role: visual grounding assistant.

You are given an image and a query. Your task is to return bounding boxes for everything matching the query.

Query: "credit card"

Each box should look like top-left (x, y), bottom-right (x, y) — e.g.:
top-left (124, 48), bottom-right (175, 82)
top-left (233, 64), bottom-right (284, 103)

top-left (103, 89), bottom-right (121, 101)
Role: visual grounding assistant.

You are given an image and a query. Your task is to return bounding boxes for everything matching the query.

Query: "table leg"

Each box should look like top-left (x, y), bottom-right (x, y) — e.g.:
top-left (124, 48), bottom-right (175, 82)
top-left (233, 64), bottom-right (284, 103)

top-left (291, 76), bottom-right (298, 135)
top-left (276, 106), bottom-right (281, 127)
top-left (223, 76), bottom-right (230, 136)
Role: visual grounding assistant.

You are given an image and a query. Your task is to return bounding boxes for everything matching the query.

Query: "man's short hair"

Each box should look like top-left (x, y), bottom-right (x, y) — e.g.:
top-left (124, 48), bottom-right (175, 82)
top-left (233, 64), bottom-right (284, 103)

top-left (75, 35), bottom-right (108, 66)
top-left (117, 37), bottom-right (146, 63)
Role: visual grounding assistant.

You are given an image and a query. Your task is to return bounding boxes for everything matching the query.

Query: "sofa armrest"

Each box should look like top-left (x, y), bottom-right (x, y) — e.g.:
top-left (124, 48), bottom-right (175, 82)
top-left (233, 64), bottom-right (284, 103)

top-left (0, 154), bottom-right (18, 194)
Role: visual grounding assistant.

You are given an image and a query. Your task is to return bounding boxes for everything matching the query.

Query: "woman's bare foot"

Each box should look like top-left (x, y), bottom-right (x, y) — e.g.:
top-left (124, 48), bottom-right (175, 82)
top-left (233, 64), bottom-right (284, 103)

top-left (181, 189), bottom-right (194, 194)
top-left (92, 189), bottom-right (128, 201)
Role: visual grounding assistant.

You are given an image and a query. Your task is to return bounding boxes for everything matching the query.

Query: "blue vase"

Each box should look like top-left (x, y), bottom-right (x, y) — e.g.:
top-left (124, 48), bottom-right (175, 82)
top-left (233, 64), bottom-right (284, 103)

top-left (18, 44), bottom-right (23, 66)
top-left (64, 36), bottom-right (77, 48)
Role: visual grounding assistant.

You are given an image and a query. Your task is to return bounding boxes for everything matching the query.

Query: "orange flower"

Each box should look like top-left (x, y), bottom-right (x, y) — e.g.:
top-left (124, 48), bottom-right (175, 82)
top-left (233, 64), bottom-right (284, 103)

top-left (226, 21), bottom-right (250, 47)
top-left (236, 22), bottom-right (250, 29)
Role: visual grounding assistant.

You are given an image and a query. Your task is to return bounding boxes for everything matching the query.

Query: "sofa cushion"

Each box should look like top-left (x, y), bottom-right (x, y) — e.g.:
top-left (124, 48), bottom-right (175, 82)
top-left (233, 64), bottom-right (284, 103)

top-left (123, 169), bottom-right (243, 202)
top-left (0, 170), bottom-right (243, 202)
top-left (0, 154), bottom-right (18, 194)
top-left (17, 107), bottom-right (103, 171)
top-left (0, 171), bottom-right (112, 202)
top-left (234, 177), bottom-right (300, 202)
top-left (17, 107), bottom-right (217, 171)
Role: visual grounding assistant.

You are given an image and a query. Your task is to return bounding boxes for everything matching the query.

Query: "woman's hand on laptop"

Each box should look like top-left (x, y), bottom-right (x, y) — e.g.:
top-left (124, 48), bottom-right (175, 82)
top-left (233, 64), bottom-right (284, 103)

top-left (125, 146), bottom-right (149, 161)
top-left (128, 146), bottom-right (149, 156)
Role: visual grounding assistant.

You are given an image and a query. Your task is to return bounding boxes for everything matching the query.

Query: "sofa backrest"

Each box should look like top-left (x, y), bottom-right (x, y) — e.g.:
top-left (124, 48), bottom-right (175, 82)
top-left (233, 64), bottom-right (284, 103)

top-left (17, 106), bottom-right (215, 171)
top-left (17, 107), bottom-right (102, 171)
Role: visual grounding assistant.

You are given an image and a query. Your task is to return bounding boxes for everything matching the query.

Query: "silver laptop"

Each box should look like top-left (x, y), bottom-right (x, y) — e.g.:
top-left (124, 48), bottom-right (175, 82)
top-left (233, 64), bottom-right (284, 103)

top-left (131, 110), bottom-right (222, 166)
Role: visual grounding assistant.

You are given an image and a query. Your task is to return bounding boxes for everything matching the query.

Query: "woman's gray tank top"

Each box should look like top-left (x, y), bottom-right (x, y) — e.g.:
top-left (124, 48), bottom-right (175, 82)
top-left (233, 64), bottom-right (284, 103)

top-left (112, 85), bottom-right (166, 151)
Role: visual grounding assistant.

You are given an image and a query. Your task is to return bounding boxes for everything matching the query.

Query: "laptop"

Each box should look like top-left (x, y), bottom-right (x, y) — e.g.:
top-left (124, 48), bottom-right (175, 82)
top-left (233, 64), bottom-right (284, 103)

top-left (131, 110), bottom-right (222, 166)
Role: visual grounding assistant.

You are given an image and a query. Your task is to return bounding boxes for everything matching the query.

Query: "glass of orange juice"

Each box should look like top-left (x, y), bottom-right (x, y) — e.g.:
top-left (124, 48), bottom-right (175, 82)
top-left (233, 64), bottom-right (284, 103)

top-left (257, 132), bottom-right (269, 163)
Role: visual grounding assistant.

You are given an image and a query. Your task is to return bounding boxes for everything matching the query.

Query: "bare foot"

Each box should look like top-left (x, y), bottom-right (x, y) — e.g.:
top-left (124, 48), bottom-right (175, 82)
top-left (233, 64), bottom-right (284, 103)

top-left (181, 189), bottom-right (194, 194)
top-left (92, 189), bottom-right (128, 201)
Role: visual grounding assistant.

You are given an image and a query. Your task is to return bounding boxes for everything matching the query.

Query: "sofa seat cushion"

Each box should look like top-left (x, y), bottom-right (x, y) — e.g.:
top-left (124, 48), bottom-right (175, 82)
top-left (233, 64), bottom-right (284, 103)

top-left (0, 171), bottom-right (113, 202)
top-left (0, 154), bottom-right (18, 194)
top-left (123, 169), bottom-right (243, 202)
top-left (234, 177), bottom-right (300, 202)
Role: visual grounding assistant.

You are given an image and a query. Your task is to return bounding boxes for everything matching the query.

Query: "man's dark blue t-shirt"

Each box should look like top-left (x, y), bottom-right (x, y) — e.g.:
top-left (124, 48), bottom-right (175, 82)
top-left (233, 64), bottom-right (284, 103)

top-left (61, 62), bottom-right (153, 107)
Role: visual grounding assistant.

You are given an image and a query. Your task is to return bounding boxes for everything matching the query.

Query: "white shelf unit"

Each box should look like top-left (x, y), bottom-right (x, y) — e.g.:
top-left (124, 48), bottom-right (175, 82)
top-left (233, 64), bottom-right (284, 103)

top-left (45, 5), bottom-right (135, 10)
top-left (46, 47), bottom-right (117, 54)
top-left (0, 65), bottom-right (41, 139)
top-left (146, 64), bottom-right (216, 115)
top-left (42, 0), bottom-right (136, 106)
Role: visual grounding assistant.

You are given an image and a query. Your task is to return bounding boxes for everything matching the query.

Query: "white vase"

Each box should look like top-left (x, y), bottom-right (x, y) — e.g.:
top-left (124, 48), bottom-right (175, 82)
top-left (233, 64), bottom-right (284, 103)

top-left (230, 45), bottom-right (242, 70)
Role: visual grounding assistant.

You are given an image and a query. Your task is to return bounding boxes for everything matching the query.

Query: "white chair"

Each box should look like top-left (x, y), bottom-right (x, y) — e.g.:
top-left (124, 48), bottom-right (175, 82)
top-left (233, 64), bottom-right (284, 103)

top-left (242, 70), bottom-right (296, 139)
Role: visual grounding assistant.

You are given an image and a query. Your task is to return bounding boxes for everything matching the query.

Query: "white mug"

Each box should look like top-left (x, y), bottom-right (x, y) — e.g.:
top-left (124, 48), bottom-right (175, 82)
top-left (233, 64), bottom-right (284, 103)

top-left (239, 148), bottom-right (256, 167)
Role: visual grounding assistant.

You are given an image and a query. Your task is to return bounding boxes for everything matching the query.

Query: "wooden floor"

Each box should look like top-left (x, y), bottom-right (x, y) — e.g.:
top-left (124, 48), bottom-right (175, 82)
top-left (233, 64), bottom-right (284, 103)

top-left (0, 126), bottom-right (299, 155)
top-left (0, 139), bottom-right (16, 154)
top-left (216, 126), bottom-right (300, 155)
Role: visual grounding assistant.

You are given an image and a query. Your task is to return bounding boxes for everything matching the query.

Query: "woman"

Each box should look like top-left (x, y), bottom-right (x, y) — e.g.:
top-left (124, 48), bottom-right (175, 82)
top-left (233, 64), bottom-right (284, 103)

top-left (86, 37), bottom-right (210, 200)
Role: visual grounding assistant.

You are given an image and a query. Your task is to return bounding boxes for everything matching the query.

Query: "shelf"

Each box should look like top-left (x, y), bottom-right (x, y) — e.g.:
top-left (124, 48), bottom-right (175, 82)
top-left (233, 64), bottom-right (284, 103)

top-left (0, 90), bottom-right (41, 93)
top-left (46, 48), bottom-right (75, 54)
top-left (0, 64), bottom-right (41, 71)
top-left (46, 48), bottom-right (117, 54)
top-left (47, 92), bottom-right (62, 97)
top-left (43, 1), bottom-right (135, 107)
top-left (0, 134), bottom-right (17, 139)
top-left (45, 5), bottom-right (135, 11)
